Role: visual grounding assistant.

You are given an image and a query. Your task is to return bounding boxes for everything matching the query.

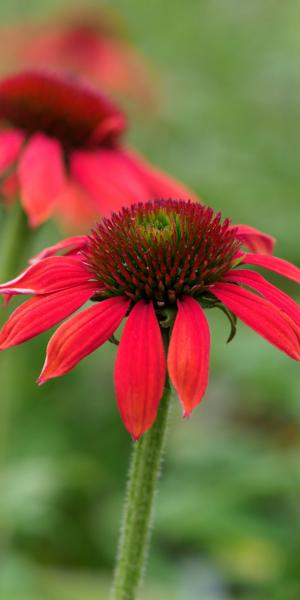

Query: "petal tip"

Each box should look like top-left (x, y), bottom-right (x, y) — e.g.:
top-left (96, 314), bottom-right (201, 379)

top-left (182, 409), bottom-right (192, 419)
top-left (27, 211), bottom-right (45, 228)
top-left (28, 217), bottom-right (38, 228)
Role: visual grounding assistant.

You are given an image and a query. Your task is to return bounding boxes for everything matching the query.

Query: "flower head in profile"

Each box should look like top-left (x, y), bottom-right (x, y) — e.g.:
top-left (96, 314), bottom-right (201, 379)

top-left (0, 70), bottom-right (193, 230)
top-left (0, 199), bottom-right (299, 439)
top-left (0, 8), bottom-right (155, 107)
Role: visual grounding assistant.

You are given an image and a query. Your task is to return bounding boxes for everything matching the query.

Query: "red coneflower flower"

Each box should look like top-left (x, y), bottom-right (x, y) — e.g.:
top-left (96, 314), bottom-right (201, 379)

top-left (1, 200), bottom-right (298, 440)
top-left (0, 8), bottom-right (155, 106)
top-left (0, 70), bottom-right (194, 230)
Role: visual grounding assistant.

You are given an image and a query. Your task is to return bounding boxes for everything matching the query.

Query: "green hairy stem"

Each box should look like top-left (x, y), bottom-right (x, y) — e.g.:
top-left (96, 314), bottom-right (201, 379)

top-left (111, 381), bottom-right (171, 600)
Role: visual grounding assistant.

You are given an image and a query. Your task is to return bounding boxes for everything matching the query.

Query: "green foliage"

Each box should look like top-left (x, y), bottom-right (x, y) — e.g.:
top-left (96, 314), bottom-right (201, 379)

top-left (0, 1), bottom-right (299, 598)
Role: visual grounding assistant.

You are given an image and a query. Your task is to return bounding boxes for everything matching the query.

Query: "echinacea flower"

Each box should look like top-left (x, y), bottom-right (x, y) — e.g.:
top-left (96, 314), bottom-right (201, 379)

top-left (0, 199), bottom-right (298, 440)
top-left (0, 8), bottom-right (155, 107)
top-left (0, 70), bottom-right (194, 230)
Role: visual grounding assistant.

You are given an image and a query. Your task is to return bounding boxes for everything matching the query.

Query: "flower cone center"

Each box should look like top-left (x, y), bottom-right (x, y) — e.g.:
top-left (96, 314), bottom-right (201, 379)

top-left (84, 199), bottom-right (241, 307)
top-left (0, 70), bottom-right (125, 150)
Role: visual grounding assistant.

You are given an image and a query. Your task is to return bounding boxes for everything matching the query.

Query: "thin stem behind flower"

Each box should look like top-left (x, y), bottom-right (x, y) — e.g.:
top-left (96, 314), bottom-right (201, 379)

top-left (0, 201), bottom-right (32, 465)
top-left (0, 201), bottom-right (31, 281)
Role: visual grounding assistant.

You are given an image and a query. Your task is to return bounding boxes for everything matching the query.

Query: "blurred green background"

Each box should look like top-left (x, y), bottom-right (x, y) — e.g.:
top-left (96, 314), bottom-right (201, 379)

top-left (0, 1), bottom-right (299, 599)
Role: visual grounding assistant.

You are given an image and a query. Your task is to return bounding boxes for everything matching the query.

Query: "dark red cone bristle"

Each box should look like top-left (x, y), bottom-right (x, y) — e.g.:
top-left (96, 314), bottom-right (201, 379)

top-left (84, 199), bottom-right (241, 307)
top-left (0, 70), bottom-right (126, 150)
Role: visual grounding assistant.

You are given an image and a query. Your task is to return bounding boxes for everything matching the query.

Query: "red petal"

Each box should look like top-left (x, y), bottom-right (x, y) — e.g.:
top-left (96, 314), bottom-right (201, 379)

top-left (125, 149), bottom-right (199, 202)
top-left (0, 284), bottom-right (97, 349)
top-left (168, 296), bottom-right (210, 416)
top-left (71, 149), bottom-right (148, 216)
top-left (55, 181), bottom-right (100, 231)
top-left (0, 129), bottom-right (24, 174)
top-left (18, 133), bottom-right (66, 226)
top-left (234, 224), bottom-right (276, 255)
top-left (1, 172), bottom-right (18, 205)
top-left (38, 296), bottom-right (129, 383)
top-left (224, 269), bottom-right (300, 328)
top-left (212, 282), bottom-right (300, 360)
top-left (240, 253), bottom-right (300, 284)
top-left (92, 114), bottom-right (127, 145)
top-left (0, 256), bottom-right (92, 295)
top-left (72, 148), bottom-right (199, 217)
top-left (114, 301), bottom-right (166, 440)
top-left (30, 235), bottom-right (88, 264)
top-left (2, 294), bottom-right (13, 307)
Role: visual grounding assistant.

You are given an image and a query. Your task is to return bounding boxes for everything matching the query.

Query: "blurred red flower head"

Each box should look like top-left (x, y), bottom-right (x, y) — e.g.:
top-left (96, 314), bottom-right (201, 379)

top-left (0, 8), bottom-right (155, 107)
top-left (0, 70), bottom-right (195, 230)
top-left (0, 200), bottom-right (299, 439)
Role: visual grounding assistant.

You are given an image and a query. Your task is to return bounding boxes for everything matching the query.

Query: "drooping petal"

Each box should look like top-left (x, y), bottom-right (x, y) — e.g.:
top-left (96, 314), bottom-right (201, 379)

top-left (212, 282), bottom-right (300, 360)
top-left (17, 133), bottom-right (66, 226)
top-left (234, 224), bottom-right (276, 255)
top-left (224, 269), bottom-right (300, 328)
top-left (30, 235), bottom-right (88, 264)
top-left (2, 294), bottom-right (13, 307)
top-left (124, 149), bottom-right (199, 203)
top-left (168, 296), bottom-right (210, 416)
top-left (55, 180), bottom-right (101, 231)
top-left (71, 148), bottom-right (148, 216)
top-left (71, 147), bottom-right (198, 217)
top-left (0, 283), bottom-right (98, 349)
top-left (114, 301), bottom-right (166, 440)
top-left (92, 114), bottom-right (127, 146)
top-left (0, 129), bottom-right (24, 174)
top-left (1, 172), bottom-right (18, 205)
top-left (0, 256), bottom-right (92, 296)
top-left (38, 296), bottom-right (129, 383)
top-left (240, 253), bottom-right (300, 284)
